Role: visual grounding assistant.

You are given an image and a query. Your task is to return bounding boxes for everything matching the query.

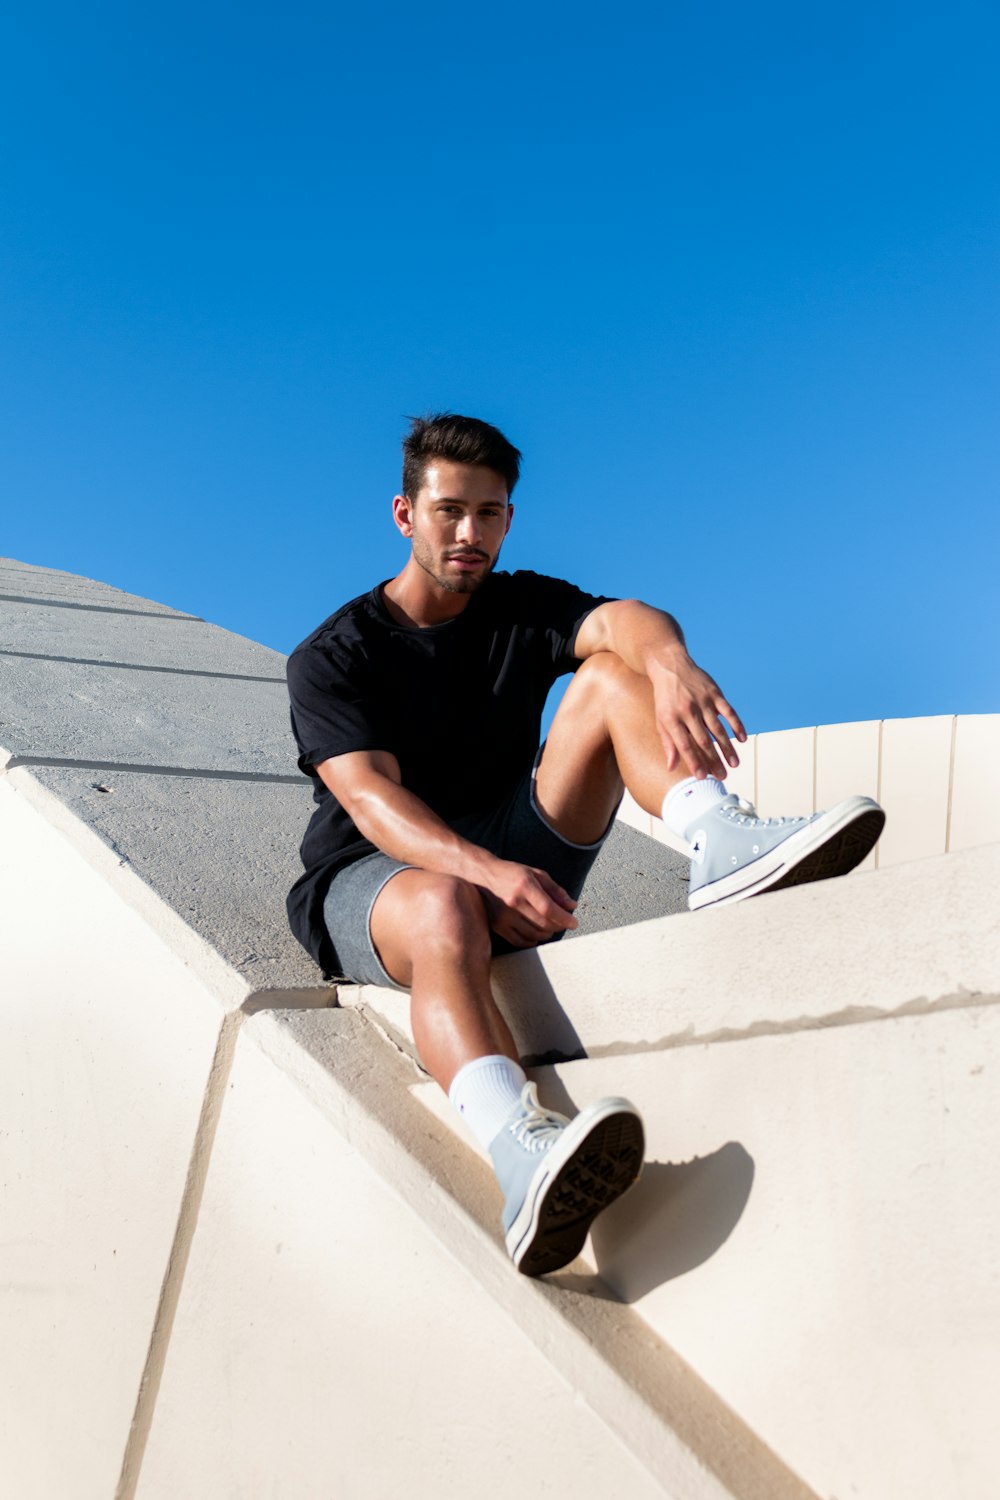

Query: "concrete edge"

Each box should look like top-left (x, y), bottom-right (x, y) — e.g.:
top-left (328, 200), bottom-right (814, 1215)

top-left (115, 1010), bottom-right (247, 1500)
top-left (248, 1006), bottom-right (819, 1500)
top-left (1, 760), bottom-right (250, 1011)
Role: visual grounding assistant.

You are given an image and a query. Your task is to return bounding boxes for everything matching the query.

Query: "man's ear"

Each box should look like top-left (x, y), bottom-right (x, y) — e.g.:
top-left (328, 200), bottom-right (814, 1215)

top-left (392, 494), bottom-right (414, 538)
top-left (504, 502), bottom-right (514, 537)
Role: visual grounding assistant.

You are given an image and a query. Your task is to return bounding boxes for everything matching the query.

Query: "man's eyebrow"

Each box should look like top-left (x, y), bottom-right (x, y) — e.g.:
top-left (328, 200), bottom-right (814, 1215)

top-left (434, 496), bottom-right (507, 506)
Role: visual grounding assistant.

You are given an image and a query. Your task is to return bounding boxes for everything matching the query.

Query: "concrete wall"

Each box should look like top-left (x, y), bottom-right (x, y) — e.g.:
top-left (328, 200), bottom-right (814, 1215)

top-left (0, 773), bottom-right (777, 1500)
top-left (0, 777), bottom-right (227, 1500)
top-left (361, 841), bottom-right (1000, 1500)
top-left (4, 556), bottom-right (1000, 1500)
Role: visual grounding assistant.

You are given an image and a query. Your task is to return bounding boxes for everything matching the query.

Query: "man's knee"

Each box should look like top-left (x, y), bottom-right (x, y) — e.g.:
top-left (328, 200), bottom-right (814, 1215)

top-left (403, 873), bottom-right (492, 965)
top-left (567, 650), bottom-right (634, 705)
top-left (552, 652), bottom-right (639, 737)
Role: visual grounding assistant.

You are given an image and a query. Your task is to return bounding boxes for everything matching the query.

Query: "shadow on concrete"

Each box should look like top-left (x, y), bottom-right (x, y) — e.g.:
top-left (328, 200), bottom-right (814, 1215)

top-left (492, 950), bottom-right (589, 1065)
top-left (592, 1144), bottom-right (755, 1302)
top-left (548, 1143), bottom-right (755, 1303)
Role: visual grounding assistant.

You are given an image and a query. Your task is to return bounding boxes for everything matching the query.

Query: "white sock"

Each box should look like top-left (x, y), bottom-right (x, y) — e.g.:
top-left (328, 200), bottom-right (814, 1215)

top-left (448, 1055), bottom-right (527, 1150)
top-left (663, 776), bottom-right (728, 838)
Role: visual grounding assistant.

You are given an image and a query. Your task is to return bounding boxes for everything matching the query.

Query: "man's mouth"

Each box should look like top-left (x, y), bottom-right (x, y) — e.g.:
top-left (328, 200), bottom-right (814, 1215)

top-left (446, 552), bottom-right (488, 567)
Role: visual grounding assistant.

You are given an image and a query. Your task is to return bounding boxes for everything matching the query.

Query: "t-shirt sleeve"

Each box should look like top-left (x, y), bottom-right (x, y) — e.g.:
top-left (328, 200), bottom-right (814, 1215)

top-left (514, 571), bottom-right (616, 673)
top-left (286, 639), bottom-right (390, 772)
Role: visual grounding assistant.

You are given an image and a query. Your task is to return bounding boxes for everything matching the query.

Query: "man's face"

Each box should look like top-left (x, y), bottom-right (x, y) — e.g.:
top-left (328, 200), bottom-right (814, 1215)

top-left (394, 460), bottom-right (513, 595)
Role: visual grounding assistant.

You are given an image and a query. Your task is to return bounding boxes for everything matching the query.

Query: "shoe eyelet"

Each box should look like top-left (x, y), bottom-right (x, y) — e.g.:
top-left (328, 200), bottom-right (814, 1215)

top-left (731, 855), bottom-right (738, 865)
top-left (752, 844), bottom-right (759, 854)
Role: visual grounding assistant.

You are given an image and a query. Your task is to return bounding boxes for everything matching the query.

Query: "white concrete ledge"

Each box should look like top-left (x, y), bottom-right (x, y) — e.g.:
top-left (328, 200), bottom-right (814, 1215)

top-left (345, 841), bottom-right (1000, 1064)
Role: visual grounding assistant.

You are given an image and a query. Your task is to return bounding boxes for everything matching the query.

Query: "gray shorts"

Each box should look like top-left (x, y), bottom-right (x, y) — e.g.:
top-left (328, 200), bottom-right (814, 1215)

top-left (323, 752), bottom-right (617, 991)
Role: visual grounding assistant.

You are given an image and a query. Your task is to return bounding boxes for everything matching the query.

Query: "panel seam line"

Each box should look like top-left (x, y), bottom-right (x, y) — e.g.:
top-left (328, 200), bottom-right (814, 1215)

top-left (0, 592), bottom-right (203, 620)
top-left (114, 1010), bottom-right (245, 1499)
top-left (0, 648), bottom-right (285, 683)
top-left (5, 755), bottom-right (302, 785)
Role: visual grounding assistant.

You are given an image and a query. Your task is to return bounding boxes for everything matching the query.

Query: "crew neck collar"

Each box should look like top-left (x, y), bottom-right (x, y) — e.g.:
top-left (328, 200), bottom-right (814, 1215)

top-left (371, 578), bottom-right (489, 632)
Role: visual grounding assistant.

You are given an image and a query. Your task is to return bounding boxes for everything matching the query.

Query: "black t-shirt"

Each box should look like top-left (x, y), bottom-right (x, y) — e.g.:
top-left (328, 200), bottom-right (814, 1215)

top-left (285, 569), bottom-right (611, 974)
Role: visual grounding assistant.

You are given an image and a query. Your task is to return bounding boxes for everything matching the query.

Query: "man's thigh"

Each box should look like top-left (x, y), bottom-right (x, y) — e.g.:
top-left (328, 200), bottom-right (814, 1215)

top-left (533, 655), bottom-right (636, 844)
top-left (324, 856), bottom-right (490, 991)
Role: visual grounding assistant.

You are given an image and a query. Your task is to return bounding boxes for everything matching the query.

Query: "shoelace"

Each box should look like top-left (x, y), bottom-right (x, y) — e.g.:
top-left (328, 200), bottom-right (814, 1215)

top-left (721, 796), bottom-right (810, 830)
top-left (507, 1094), bottom-right (569, 1154)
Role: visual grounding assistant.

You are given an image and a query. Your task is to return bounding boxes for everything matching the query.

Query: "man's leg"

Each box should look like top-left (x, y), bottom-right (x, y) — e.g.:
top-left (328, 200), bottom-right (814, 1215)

top-left (533, 651), bottom-right (687, 844)
top-left (367, 866), bottom-right (644, 1276)
top-left (534, 651), bottom-right (884, 906)
top-left (369, 868), bottom-right (516, 1090)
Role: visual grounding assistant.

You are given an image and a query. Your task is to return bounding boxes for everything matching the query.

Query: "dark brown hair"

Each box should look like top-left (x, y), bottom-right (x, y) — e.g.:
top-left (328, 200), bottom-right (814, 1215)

top-left (402, 412), bottom-right (522, 499)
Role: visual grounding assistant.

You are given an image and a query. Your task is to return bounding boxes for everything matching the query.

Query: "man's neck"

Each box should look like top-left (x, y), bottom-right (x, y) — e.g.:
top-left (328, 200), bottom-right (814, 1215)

top-left (381, 560), bottom-right (476, 629)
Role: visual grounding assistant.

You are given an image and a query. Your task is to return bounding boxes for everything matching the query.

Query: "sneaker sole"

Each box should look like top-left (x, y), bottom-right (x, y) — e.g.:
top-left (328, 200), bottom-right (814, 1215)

top-left (688, 796), bottom-right (886, 912)
top-left (506, 1100), bottom-right (645, 1278)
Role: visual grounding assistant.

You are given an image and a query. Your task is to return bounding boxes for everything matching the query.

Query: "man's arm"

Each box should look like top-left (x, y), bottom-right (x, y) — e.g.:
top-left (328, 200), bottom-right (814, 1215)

top-left (316, 750), bottom-right (578, 947)
top-left (574, 599), bottom-right (746, 782)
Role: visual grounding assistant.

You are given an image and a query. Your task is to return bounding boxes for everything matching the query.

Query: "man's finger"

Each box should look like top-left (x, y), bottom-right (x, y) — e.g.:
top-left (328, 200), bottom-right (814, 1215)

top-left (498, 912), bottom-right (556, 948)
top-left (517, 875), bottom-right (577, 930)
top-left (533, 868), bottom-right (577, 912)
top-left (717, 697), bottom-right (747, 743)
top-left (511, 884), bottom-right (574, 933)
top-left (666, 718), bottom-right (713, 780)
top-left (708, 715), bottom-right (739, 769)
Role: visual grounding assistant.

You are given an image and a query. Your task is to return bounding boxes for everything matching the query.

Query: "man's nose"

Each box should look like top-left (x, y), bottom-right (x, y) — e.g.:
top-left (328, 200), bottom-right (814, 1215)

top-left (455, 513), bottom-right (482, 545)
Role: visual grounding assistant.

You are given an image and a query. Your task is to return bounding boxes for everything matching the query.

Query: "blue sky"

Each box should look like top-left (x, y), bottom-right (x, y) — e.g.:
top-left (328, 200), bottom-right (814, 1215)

top-left (3, 1), bottom-right (998, 733)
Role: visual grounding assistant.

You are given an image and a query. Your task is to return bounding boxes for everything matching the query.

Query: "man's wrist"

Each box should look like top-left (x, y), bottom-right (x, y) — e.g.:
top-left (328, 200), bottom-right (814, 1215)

top-left (451, 837), bottom-right (500, 888)
top-left (646, 640), bottom-right (691, 678)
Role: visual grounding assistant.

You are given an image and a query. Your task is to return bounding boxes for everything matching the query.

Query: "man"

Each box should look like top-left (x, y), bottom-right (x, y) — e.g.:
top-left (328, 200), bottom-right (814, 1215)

top-left (287, 414), bottom-right (884, 1276)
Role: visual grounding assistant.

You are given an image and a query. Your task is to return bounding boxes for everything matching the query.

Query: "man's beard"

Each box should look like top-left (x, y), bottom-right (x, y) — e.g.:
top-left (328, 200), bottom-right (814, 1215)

top-left (411, 534), bottom-right (498, 594)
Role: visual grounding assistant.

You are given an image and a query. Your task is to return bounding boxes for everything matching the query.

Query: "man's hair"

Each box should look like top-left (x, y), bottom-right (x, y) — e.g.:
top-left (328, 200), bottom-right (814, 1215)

top-left (402, 412), bottom-right (522, 500)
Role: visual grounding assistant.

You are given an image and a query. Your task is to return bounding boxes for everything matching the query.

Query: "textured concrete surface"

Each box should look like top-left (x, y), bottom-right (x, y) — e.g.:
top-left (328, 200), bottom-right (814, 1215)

top-left (0, 557), bottom-right (293, 774)
top-left (572, 819), bottom-right (689, 935)
top-left (0, 598), bottom-right (285, 677)
top-left (0, 556), bottom-right (202, 617)
top-left (0, 652), bottom-right (294, 771)
top-left (27, 766), bottom-right (321, 990)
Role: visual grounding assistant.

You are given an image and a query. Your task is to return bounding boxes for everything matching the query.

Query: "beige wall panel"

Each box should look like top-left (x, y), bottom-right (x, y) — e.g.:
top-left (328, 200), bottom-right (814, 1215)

top-left (542, 1004), bottom-right (1000, 1500)
top-left (755, 726), bottom-right (814, 816)
top-left (137, 1031), bottom-right (667, 1500)
top-left (722, 733), bottom-right (756, 805)
top-left (814, 719), bottom-right (881, 870)
top-left (878, 715), bottom-right (953, 867)
top-left (0, 780), bottom-right (222, 1500)
top-left (949, 714), bottom-right (1000, 852)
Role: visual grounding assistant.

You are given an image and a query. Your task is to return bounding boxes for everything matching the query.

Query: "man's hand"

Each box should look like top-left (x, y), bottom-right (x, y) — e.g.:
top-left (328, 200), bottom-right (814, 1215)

top-left (478, 858), bottom-right (578, 948)
top-left (648, 647), bottom-right (746, 781)
top-left (317, 752), bottom-right (578, 947)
